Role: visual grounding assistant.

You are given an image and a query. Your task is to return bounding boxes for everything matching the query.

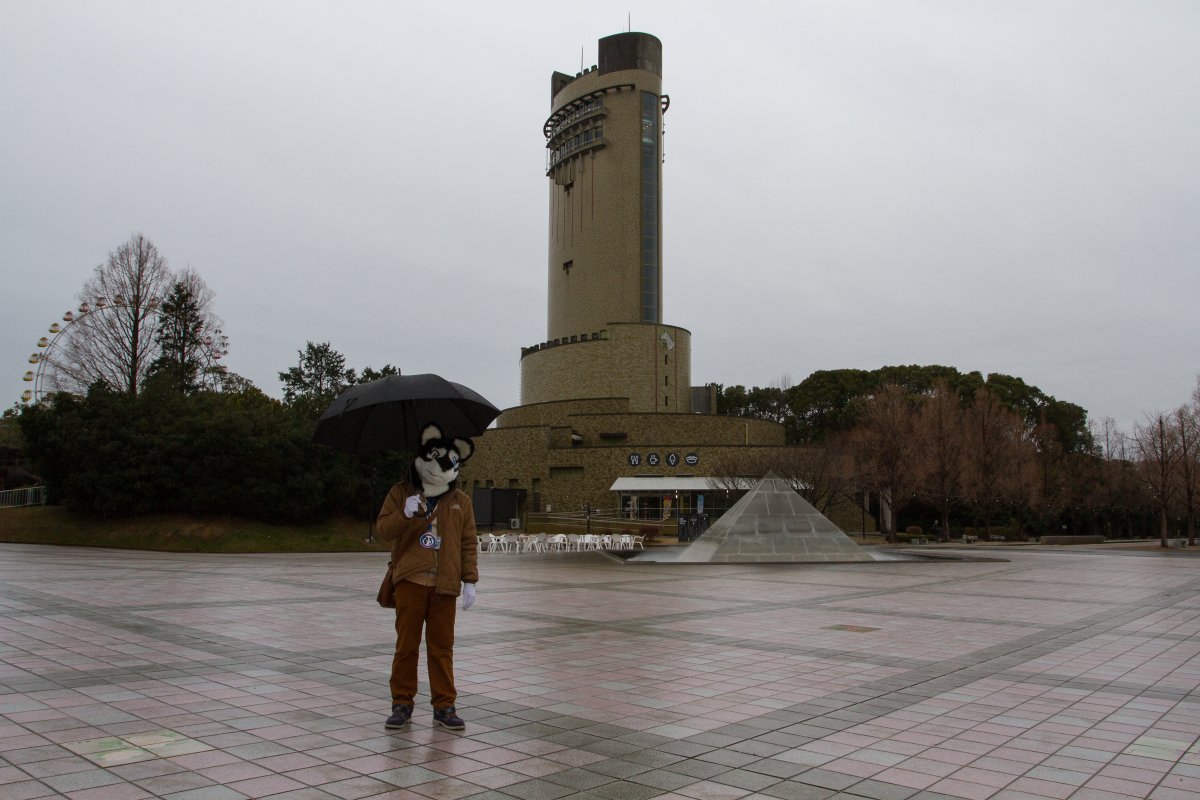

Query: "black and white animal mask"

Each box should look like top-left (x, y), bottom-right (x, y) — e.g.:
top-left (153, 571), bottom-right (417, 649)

top-left (412, 423), bottom-right (474, 497)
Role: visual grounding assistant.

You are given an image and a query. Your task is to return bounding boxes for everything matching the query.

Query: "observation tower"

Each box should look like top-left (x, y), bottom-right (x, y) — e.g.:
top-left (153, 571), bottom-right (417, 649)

top-left (521, 32), bottom-right (693, 415)
top-left (467, 33), bottom-right (786, 523)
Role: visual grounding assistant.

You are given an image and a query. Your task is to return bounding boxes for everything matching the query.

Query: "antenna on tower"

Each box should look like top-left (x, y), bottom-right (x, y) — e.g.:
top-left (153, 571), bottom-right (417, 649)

top-left (628, 12), bottom-right (631, 31)
top-left (580, 45), bottom-right (584, 74)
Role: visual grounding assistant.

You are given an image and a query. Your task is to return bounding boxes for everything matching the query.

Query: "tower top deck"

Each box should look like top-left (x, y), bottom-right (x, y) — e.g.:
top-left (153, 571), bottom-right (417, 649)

top-left (550, 32), bottom-right (662, 102)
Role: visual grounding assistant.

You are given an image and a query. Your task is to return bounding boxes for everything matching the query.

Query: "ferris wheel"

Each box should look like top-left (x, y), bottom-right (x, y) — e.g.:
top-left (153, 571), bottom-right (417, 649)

top-left (20, 295), bottom-right (165, 403)
top-left (22, 289), bottom-right (230, 404)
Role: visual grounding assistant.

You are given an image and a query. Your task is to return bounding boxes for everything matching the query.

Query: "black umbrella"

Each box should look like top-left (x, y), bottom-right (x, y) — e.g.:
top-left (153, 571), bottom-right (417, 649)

top-left (313, 373), bottom-right (501, 453)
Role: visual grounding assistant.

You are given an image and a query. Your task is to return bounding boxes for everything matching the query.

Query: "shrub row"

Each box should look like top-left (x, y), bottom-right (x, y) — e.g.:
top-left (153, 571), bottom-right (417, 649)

top-left (18, 384), bottom-right (407, 524)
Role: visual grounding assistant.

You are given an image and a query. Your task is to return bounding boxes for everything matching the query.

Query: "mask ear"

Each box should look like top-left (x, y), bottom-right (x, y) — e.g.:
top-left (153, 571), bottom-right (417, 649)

top-left (420, 423), bottom-right (444, 446)
top-left (451, 437), bottom-right (474, 463)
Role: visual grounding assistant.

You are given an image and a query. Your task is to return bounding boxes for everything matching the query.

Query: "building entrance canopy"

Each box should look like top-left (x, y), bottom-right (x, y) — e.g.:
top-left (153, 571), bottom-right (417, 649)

top-left (609, 477), bottom-right (753, 493)
top-left (610, 476), bottom-right (753, 535)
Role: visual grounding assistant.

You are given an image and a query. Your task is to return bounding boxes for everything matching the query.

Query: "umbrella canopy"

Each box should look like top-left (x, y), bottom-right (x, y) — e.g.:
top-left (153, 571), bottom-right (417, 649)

top-left (313, 373), bottom-right (501, 453)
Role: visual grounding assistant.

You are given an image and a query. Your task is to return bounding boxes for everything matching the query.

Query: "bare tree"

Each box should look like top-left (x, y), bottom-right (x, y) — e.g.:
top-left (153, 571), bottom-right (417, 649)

top-left (961, 388), bottom-right (1026, 538)
top-left (49, 234), bottom-right (173, 396)
top-left (1027, 418), bottom-right (1069, 537)
top-left (706, 453), bottom-right (751, 494)
top-left (1132, 411), bottom-right (1182, 547)
top-left (1092, 416), bottom-right (1122, 461)
top-left (1092, 420), bottom-right (1153, 538)
top-left (913, 381), bottom-right (965, 542)
top-left (1090, 417), bottom-right (1129, 536)
top-left (708, 441), bottom-right (851, 514)
top-left (1174, 404), bottom-right (1198, 547)
top-left (791, 435), bottom-right (856, 514)
top-left (846, 384), bottom-right (922, 542)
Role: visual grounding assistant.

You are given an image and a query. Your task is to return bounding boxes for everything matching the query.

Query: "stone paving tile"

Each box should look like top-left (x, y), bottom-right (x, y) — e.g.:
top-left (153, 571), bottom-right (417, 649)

top-left (2, 544), bottom-right (1200, 800)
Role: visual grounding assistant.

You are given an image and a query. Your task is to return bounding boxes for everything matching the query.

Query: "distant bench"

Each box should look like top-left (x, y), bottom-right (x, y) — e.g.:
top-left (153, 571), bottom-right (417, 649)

top-left (1039, 535), bottom-right (1105, 546)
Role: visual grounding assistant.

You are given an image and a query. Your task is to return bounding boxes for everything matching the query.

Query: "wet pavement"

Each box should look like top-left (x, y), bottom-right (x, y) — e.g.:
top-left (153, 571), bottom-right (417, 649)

top-left (0, 543), bottom-right (1197, 799)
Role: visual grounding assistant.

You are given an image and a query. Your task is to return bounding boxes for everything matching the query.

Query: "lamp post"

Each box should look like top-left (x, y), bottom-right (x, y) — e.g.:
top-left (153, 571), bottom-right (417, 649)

top-left (860, 490), bottom-right (867, 540)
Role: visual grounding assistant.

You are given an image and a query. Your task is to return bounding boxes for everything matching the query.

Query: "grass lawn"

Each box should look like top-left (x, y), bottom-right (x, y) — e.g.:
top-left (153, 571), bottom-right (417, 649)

top-left (0, 505), bottom-right (390, 553)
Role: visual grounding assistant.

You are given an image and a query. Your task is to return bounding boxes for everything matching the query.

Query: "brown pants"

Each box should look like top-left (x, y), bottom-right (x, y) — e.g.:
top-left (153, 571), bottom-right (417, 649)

top-left (390, 581), bottom-right (457, 708)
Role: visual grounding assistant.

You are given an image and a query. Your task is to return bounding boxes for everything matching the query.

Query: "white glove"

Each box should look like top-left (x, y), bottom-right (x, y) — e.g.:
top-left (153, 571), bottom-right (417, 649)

top-left (461, 583), bottom-right (476, 610)
top-left (403, 494), bottom-right (424, 519)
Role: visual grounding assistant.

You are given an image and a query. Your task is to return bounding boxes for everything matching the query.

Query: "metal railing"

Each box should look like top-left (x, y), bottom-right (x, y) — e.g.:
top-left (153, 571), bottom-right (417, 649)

top-left (0, 485), bottom-right (47, 509)
top-left (524, 509), bottom-right (675, 538)
top-left (546, 102), bottom-right (605, 142)
top-left (546, 132), bottom-right (605, 172)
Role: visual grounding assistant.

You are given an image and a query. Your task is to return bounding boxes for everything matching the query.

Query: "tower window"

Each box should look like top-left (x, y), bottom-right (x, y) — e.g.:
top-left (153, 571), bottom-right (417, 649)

top-left (640, 92), bottom-right (661, 324)
top-left (563, 260), bottom-right (572, 274)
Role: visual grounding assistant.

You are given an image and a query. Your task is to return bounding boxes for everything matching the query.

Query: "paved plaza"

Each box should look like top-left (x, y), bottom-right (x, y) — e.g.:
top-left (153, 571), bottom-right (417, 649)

top-left (0, 543), bottom-right (1198, 800)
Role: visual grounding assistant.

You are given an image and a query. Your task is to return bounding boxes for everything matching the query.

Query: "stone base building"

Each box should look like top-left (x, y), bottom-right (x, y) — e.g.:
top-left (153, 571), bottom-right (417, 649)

top-left (467, 397), bottom-right (789, 526)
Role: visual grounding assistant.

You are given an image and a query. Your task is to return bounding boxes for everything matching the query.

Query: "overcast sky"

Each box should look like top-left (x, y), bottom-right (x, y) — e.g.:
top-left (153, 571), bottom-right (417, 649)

top-left (3, 1), bottom-right (1198, 431)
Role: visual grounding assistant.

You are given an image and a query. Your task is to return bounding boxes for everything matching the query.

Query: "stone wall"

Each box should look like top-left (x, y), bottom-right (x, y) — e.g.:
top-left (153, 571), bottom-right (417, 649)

top-left (563, 411), bottom-right (783, 447)
top-left (499, 397), bottom-right (630, 428)
top-left (520, 323), bottom-right (691, 412)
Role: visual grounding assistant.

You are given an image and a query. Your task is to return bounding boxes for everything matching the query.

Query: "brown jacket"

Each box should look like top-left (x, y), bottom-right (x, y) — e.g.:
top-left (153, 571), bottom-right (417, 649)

top-left (376, 482), bottom-right (478, 596)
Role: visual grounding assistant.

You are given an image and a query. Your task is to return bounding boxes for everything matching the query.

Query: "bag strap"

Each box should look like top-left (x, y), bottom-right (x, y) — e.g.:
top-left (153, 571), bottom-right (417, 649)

top-left (388, 514), bottom-right (423, 570)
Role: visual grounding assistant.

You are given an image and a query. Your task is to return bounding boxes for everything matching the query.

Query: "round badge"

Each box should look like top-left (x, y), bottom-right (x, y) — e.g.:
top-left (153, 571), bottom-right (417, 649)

top-left (628, 453), bottom-right (641, 466)
top-left (685, 452), bottom-right (700, 466)
top-left (647, 453), bottom-right (660, 466)
top-left (667, 452), bottom-right (679, 467)
top-left (419, 532), bottom-right (440, 549)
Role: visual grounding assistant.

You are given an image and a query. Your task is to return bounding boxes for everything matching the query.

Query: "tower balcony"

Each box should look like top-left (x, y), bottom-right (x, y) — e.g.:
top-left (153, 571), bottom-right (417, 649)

top-left (543, 84), bottom-right (632, 139)
top-left (546, 134), bottom-right (606, 174)
top-left (546, 103), bottom-right (606, 142)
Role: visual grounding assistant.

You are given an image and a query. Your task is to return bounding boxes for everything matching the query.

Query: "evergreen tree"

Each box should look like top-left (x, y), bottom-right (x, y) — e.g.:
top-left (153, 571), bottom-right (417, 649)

top-left (279, 341), bottom-right (356, 419)
top-left (148, 272), bottom-right (228, 393)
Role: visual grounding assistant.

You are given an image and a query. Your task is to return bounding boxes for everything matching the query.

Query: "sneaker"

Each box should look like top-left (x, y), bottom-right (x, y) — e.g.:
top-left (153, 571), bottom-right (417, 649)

top-left (385, 703), bottom-right (412, 729)
top-left (433, 705), bottom-right (465, 731)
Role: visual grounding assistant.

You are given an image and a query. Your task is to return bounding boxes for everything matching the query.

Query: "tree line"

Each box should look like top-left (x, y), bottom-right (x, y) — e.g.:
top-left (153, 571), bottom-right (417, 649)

top-left (711, 365), bottom-right (1091, 451)
top-left (11, 235), bottom-right (405, 522)
top-left (709, 372), bottom-right (1200, 547)
top-left (15, 341), bottom-right (406, 523)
